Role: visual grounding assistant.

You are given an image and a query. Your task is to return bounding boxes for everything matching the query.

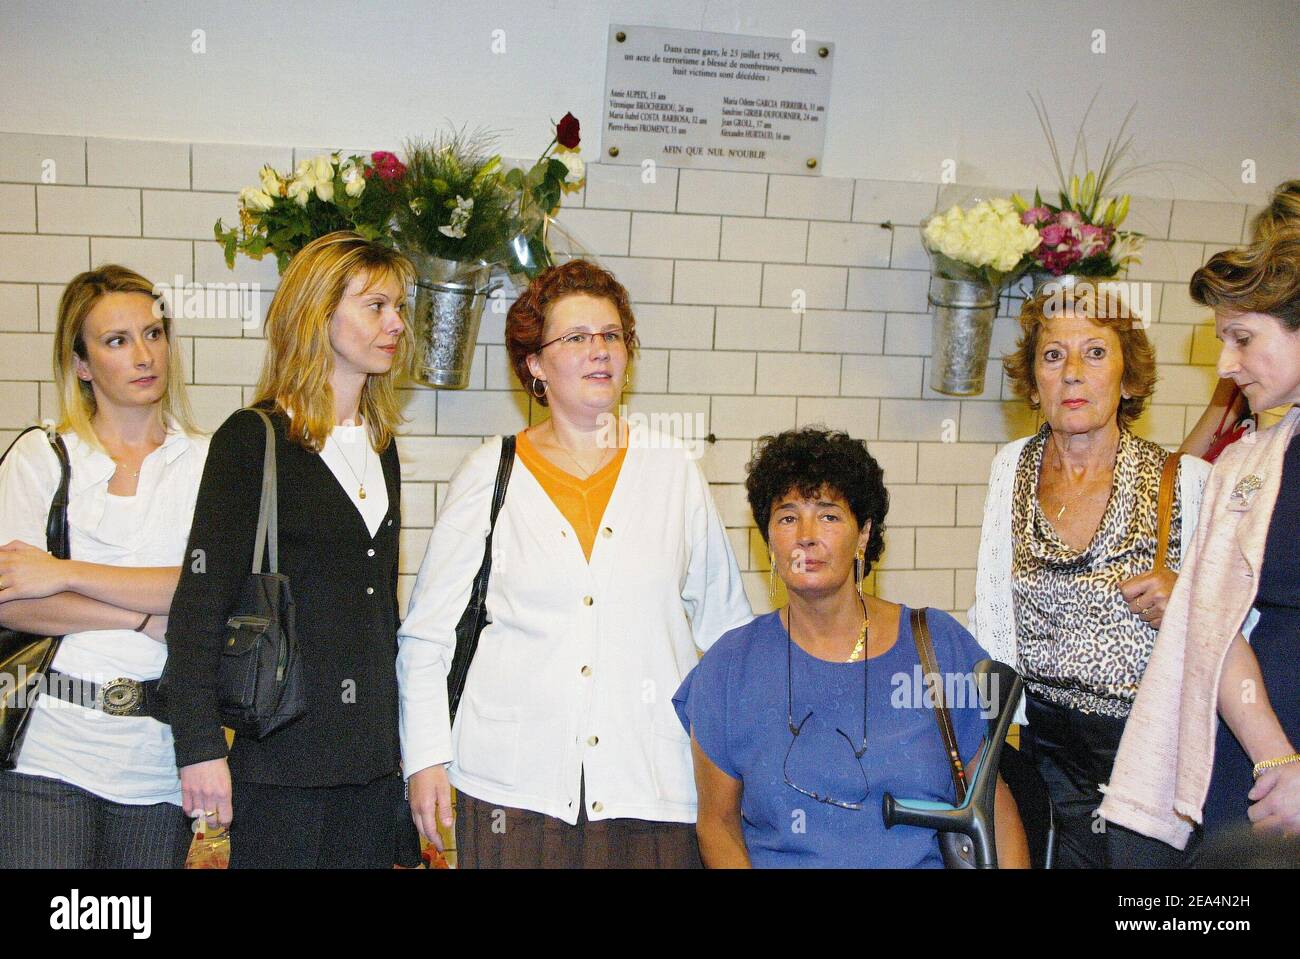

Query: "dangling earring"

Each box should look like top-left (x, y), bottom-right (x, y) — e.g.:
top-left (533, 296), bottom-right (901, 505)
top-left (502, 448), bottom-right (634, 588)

top-left (531, 377), bottom-right (547, 398)
top-left (854, 548), bottom-right (866, 597)
top-left (768, 550), bottom-right (778, 603)
top-left (623, 371), bottom-right (630, 389)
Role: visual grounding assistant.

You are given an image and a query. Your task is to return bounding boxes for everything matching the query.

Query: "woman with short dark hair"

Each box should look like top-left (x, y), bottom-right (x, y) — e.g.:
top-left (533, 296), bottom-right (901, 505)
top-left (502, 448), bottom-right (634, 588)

top-left (675, 427), bottom-right (1028, 868)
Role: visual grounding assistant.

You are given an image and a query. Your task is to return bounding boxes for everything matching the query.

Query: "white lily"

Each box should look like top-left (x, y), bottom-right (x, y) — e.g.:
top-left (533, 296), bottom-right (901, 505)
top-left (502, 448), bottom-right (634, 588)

top-left (438, 195), bottom-right (474, 239)
top-left (341, 160), bottom-right (366, 198)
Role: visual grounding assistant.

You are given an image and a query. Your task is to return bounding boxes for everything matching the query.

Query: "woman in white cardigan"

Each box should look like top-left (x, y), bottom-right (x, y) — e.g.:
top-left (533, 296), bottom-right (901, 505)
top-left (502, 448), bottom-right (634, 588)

top-left (968, 284), bottom-right (1210, 868)
top-left (398, 260), bottom-right (753, 867)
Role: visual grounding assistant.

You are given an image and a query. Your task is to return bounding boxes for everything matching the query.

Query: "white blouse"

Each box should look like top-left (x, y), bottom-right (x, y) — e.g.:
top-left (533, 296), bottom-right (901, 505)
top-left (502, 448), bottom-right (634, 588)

top-left (968, 435), bottom-right (1210, 725)
top-left (397, 431), bottom-right (754, 826)
top-left (0, 425), bottom-right (209, 805)
top-left (317, 422), bottom-right (388, 537)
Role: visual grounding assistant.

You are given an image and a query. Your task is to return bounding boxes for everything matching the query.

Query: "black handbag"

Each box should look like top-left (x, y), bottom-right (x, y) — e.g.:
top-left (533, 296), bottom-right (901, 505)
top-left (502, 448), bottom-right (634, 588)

top-left (214, 408), bottom-right (306, 739)
top-left (446, 435), bottom-right (515, 725)
top-left (0, 426), bottom-right (71, 770)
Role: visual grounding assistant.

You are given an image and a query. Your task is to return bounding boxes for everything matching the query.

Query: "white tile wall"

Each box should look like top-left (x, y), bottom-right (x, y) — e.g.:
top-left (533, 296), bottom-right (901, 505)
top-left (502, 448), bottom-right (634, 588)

top-left (0, 131), bottom-right (1237, 616)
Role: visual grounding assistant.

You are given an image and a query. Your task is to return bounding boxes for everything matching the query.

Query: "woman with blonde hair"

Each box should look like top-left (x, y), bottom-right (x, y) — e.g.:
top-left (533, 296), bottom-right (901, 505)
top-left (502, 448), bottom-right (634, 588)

top-left (0, 264), bottom-right (208, 868)
top-left (162, 231), bottom-right (419, 868)
top-left (1101, 221), bottom-right (1300, 848)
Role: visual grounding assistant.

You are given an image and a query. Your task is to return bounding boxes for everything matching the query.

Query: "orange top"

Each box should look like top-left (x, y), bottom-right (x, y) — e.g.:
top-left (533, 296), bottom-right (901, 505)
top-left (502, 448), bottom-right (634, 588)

top-left (515, 428), bottom-right (628, 562)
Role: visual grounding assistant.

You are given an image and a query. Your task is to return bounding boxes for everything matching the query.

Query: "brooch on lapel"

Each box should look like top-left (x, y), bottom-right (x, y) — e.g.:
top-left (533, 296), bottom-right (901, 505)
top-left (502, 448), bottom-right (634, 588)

top-left (1228, 473), bottom-right (1263, 510)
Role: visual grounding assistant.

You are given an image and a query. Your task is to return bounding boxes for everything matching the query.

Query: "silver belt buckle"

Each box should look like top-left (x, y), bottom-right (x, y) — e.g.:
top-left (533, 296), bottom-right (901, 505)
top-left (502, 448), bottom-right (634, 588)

top-left (99, 678), bottom-right (144, 716)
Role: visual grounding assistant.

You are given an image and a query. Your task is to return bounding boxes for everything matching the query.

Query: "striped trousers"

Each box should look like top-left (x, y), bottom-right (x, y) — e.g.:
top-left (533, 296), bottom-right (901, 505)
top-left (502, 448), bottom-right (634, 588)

top-left (0, 769), bottom-right (192, 868)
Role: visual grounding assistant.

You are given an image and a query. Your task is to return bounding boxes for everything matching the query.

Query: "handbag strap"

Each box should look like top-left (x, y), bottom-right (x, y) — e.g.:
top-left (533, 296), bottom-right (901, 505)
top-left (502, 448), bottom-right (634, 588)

top-left (1154, 450), bottom-right (1183, 573)
top-left (910, 607), bottom-right (967, 804)
top-left (1, 425), bottom-right (72, 560)
top-left (245, 408), bottom-right (278, 575)
top-left (474, 435), bottom-right (517, 604)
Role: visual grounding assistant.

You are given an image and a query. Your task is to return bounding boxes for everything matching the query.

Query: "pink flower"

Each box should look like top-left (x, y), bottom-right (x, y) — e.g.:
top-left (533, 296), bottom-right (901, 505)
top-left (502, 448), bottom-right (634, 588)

top-left (1057, 210), bottom-right (1083, 231)
top-left (1039, 223), bottom-right (1070, 247)
top-left (1078, 224), bottom-right (1112, 257)
top-left (1041, 247), bottom-right (1083, 274)
top-left (1020, 206), bottom-right (1051, 225)
top-left (368, 151), bottom-right (406, 183)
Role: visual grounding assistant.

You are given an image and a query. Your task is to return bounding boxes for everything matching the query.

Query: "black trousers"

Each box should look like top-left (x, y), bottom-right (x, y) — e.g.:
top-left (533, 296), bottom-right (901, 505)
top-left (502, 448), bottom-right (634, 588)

top-left (1022, 692), bottom-right (1195, 869)
top-left (0, 769), bottom-right (193, 869)
top-left (228, 772), bottom-right (416, 869)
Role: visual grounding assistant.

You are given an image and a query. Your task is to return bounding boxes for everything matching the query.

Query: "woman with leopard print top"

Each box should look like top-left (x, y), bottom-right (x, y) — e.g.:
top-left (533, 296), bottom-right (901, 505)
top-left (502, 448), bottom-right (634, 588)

top-left (969, 283), bottom-right (1210, 868)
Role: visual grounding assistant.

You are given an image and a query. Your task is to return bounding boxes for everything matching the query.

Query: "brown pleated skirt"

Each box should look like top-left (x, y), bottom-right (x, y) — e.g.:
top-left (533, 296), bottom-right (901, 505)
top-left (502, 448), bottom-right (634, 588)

top-left (454, 780), bottom-right (701, 869)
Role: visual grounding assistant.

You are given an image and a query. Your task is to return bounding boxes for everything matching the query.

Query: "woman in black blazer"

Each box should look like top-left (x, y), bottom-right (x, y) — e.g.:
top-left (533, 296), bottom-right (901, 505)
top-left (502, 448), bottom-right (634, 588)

top-left (162, 232), bottom-right (418, 868)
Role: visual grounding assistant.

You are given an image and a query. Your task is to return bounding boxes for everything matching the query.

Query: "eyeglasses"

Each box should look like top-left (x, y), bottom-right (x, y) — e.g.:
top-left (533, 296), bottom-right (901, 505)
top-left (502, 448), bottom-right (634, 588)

top-left (537, 329), bottom-right (629, 352)
top-left (782, 604), bottom-right (870, 810)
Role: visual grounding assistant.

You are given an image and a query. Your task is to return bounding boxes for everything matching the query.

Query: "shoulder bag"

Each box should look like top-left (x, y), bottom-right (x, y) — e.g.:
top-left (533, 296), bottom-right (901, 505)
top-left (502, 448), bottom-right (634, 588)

top-left (0, 426), bottom-right (71, 768)
top-left (214, 408), bottom-right (306, 739)
top-left (446, 435), bottom-right (515, 725)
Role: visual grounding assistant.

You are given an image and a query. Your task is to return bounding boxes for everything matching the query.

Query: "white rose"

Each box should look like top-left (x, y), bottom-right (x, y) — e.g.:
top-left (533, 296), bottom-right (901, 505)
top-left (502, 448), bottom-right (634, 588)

top-left (238, 187), bottom-right (274, 212)
top-left (258, 165), bottom-right (281, 197)
top-left (556, 150), bottom-right (585, 185)
top-left (312, 155), bottom-right (334, 182)
top-left (287, 177), bottom-right (314, 207)
top-left (315, 178), bottom-right (335, 203)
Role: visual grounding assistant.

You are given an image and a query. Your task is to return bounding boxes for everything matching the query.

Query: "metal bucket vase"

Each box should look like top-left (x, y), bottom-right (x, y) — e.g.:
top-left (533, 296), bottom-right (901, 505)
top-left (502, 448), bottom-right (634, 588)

top-left (928, 275), bottom-right (999, 396)
top-left (408, 258), bottom-right (496, 390)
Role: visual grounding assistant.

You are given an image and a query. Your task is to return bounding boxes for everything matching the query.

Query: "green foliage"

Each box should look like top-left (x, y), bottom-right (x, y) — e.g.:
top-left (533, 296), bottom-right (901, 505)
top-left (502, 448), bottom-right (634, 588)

top-left (393, 129), bottom-right (514, 263)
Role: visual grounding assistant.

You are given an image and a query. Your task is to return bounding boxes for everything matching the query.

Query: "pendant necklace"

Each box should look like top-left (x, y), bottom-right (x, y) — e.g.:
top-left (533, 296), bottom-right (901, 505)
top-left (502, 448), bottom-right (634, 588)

top-left (333, 433), bottom-right (369, 500)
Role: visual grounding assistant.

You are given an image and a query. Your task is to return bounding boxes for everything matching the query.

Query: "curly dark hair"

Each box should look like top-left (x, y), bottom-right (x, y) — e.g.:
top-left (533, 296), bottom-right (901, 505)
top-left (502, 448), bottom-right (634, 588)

top-left (746, 427), bottom-right (888, 573)
top-left (505, 259), bottom-right (640, 406)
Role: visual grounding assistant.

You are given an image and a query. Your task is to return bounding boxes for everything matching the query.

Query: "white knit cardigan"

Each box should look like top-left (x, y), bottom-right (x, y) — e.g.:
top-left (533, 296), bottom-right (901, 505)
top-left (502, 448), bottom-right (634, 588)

top-left (967, 434), bottom-right (1212, 724)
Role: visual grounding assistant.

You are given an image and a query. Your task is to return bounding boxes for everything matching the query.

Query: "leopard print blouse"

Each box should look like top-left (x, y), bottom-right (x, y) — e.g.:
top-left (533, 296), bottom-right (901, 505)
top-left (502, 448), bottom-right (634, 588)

top-left (1011, 424), bottom-right (1184, 718)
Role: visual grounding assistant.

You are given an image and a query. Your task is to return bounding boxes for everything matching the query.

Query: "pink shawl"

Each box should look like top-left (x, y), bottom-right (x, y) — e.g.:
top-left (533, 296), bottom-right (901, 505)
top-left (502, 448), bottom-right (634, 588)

top-left (1098, 406), bottom-right (1300, 848)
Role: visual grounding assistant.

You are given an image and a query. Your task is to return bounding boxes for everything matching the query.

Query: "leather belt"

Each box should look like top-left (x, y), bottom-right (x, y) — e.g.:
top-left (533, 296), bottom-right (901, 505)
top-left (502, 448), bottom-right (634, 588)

top-left (43, 669), bottom-right (168, 723)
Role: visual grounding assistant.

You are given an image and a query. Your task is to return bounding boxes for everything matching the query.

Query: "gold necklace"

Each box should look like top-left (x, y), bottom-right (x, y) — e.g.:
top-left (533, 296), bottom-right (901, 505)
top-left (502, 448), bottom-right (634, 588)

top-left (331, 433), bottom-right (369, 500)
top-left (847, 617), bottom-right (869, 663)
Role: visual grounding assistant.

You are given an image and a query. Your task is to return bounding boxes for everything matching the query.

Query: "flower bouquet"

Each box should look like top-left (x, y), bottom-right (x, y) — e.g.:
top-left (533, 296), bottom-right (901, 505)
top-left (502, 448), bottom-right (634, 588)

top-left (214, 151), bottom-right (406, 273)
top-left (921, 197), bottom-right (1041, 395)
top-left (391, 128), bottom-right (515, 273)
top-left (501, 112), bottom-right (588, 281)
top-left (1014, 93), bottom-right (1145, 283)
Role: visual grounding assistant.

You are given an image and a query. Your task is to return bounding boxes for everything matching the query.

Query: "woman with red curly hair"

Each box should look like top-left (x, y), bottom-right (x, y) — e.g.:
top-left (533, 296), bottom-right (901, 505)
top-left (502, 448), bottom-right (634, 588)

top-left (398, 259), bottom-right (752, 868)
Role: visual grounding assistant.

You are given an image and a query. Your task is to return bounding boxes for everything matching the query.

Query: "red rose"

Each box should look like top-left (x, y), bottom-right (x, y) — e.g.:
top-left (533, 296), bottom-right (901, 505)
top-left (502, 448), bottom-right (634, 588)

top-left (555, 113), bottom-right (580, 149)
top-left (370, 151), bottom-right (407, 182)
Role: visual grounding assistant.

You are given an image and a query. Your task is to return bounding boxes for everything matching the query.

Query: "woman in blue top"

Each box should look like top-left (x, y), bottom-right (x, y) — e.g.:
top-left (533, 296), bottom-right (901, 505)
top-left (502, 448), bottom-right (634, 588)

top-left (674, 427), bottom-right (1028, 868)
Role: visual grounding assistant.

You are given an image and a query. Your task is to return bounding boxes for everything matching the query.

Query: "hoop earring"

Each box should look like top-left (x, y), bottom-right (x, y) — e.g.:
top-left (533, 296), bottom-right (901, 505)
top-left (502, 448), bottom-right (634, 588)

top-left (854, 548), bottom-right (866, 597)
top-left (531, 377), bottom-right (547, 398)
top-left (768, 550), bottom-right (778, 603)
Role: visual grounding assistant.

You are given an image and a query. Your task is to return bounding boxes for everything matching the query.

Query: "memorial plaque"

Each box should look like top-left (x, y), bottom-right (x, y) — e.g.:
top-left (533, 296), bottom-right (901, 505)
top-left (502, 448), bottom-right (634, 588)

top-left (601, 24), bottom-right (834, 176)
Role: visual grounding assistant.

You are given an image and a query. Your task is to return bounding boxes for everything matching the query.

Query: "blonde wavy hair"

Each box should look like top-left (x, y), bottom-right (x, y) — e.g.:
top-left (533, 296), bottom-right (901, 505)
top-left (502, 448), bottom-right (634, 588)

top-left (1250, 180), bottom-right (1300, 243)
top-left (53, 265), bottom-right (199, 447)
top-left (1190, 221), bottom-right (1300, 331)
top-left (253, 231), bottom-right (416, 452)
